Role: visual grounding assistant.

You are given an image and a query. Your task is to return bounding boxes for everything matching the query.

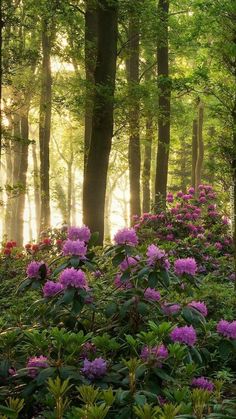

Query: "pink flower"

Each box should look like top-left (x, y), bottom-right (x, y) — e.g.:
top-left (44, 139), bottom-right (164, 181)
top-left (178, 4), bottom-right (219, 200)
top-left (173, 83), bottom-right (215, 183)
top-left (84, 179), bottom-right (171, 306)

top-left (217, 320), bottom-right (236, 339)
top-left (141, 344), bottom-right (168, 366)
top-left (192, 377), bottom-right (214, 392)
top-left (144, 288), bottom-right (161, 301)
top-left (43, 281), bottom-right (63, 297)
top-left (63, 239), bottom-right (87, 257)
top-left (114, 274), bottom-right (132, 289)
top-left (26, 261), bottom-right (48, 278)
top-left (170, 325), bottom-right (197, 346)
top-left (162, 303), bottom-right (181, 316)
top-left (59, 268), bottom-right (88, 289)
top-left (188, 301), bottom-right (208, 317)
top-left (67, 226), bottom-right (91, 242)
top-left (174, 258), bottom-right (197, 276)
top-left (27, 356), bottom-right (49, 378)
top-left (81, 357), bottom-right (107, 379)
top-left (114, 228), bottom-right (138, 246)
top-left (167, 193), bottom-right (174, 203)
top-left (119, 256), bottom-right (140, 272)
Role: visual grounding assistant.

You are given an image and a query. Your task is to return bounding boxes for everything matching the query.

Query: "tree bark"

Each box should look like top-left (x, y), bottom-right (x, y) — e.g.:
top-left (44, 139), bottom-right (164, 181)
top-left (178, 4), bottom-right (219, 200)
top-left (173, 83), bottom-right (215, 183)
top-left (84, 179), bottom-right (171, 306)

top-left (142, 118), bottom-right (153, 213)
top-left (191, 118), bottom-right (198, 188)
top-left (32, 143), bottom-right (41, 238)
top-left (83, 0), bottom-right (118, 245)
top-left (67, 161), bottom-right (72, 226)
top-left (127, 12), bottom-right (141, 221)
top-left (39, 19), bottom-right (54, 232)
top-left (84, 0), bottom-right (98, 170)
top-left (155, 0), bottom-right (171, 208)
top-left (195, 101), bottom-right (204, 191)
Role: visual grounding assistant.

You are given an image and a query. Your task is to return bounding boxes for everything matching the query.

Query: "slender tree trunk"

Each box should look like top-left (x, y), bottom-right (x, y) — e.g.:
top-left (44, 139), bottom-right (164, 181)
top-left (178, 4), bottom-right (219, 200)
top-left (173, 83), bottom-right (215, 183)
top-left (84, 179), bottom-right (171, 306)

top-left (4, 114), bottom-right (13, 238)
top-left (191, 118), bottom-right (198, 188)
top-left (32, 143), bottom-right (41, 238)
top-left (71, 171), bottom-right (76, 226)
top-left (155, 0), bottom-right (171, 208)
top-left (84, 0), bottom-right (98, 170)
top-left (39, 19), bottom-right (53, 232)
top-left (27, 190), bottom-right (33, 242)
top-left (15, 106), bottom-right (30, 246)
top-left (67, 161), bottom-right (72, 226)
top-left (142, 118), bottom-right (153, 213)
top-left (195, 101), bottom-right (204, 191)
top-left (180, 136), bottom-right (187, 192)
top-left (232, 104), bottom-right (236, 281)
top-left (127, 12), bottom-right (141, 221)
top-left (83, 0), bottom-right (118, 245)
top-left (10, 111), bottom-right (21, 239)
top-left (207, 126), bottom-right (215, 184)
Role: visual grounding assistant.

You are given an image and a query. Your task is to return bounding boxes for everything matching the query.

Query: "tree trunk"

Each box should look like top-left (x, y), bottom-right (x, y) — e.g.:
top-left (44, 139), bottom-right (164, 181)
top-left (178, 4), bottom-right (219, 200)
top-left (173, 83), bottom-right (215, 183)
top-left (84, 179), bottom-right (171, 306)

top-left (191, 118), bottom-right (198, 188)
top-left (4, 113), bottom-right (13, 238)
top-left (15, 107), bottom-right (30, 246)
top-left (67, 161), bottom-right (72, 226)
top-left (127, 12), bottom-right (141, 221)
top-left (155, 0), bottom-right (170, 208)
top-left (71, 171), bottom-right (76, 226)
top-left (195, 101), bottom-right (204, 191)
top-left (10, 111), bottom-right (21, 239)
top-left (83, 0), bottom-right (118, 245)
top-left (84, 0), bottom-right (98, 170)
top-left (32, 143), bottom-right (41, 238)
top-left (39, 19), bottom-right (53, 232)
top-left (232, 104), bottom-right (236, 281)
top-left (180, 136), bottom-right (187, 192)
top-left (142, 118), bottom-right (153, 213)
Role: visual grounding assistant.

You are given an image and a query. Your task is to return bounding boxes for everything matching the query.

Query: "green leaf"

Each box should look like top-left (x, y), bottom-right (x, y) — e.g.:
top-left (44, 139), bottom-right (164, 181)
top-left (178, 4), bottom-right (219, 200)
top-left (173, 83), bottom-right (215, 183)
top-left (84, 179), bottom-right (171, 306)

top-left (52, 262), bottom-right (69, 277)
top-left (190, 347), bottom-right (203, 365)
top-left (70, 256), bottom-right (80, 268)
top-left (153, 368), bottom-right (174, 382)
top-left (105, 302), bottom-right (117, 317)
top-left (61, 288), bottom-right (76, 304)
top-left (112, 252), bottom-right (125, 267)
top-left (120, 271), bottom-right (131, 282)
top-left (148, 271), bottom-right (158, 288)
top-left (36, 367), bottom-right (55, 385)
top-left (137, 267), bottom-right (149, 278)
top-left (159, 269), bottom-right (170, 288)
top-left (219, 340), bottom-right (233, 360)
top-left (17, 278), bottom-right (32, 292)
top-left (39, 263), bottom-right (47, 280)
top-left (134, 393), bottom-right (146, 406)
top-left (0, 405), bottom-right (17, 418)
top-left (72, 298), bottom-right (83, 314)
top-left (182, 307), bottom-right (205, 326)
top-left (137, 302), bottom-right (148, 316)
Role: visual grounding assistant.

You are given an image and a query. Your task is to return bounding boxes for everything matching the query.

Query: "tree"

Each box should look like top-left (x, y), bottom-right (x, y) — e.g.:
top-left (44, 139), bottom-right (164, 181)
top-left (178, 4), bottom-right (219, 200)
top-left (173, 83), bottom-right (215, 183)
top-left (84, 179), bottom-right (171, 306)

top-left (195, 99), bottom-right (204, 191)
top-left (155, 0), bottom-right (170, 207)
top-left (83, 0), bottom-right (118, 244)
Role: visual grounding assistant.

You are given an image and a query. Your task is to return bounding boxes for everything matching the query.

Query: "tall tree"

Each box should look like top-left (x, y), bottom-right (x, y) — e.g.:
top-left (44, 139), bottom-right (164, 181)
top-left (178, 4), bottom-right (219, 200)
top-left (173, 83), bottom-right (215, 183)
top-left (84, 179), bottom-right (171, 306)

top-left (84, 0), bottom-right (97, 170)
top-left (155, 0), bottom-right (171, 207)
top-left (191, 118), bottom-right (198, 188)
top-left (195, 100), bottom-right (204, 191)
top-left (142, 117), bottom-right (153, 213)
top-left (39, 18), bottom-right (54, 231)
top-left (127, 6), bottom-right (141, 221)
top-left (83, 0), bottom-right (118, 244)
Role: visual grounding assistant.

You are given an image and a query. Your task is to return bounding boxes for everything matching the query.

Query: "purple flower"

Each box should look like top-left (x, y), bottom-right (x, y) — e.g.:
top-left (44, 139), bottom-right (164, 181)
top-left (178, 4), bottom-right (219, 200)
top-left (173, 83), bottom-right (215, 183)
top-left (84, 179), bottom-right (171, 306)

top-left (188, 301), bottom-right (208, 317)
top-left (26, 261), bottom-right (48, 278)
top-left (119, 256), bottom-right (140, 272)
top-left (215, 242), bottom-right (223, 251)
top-left (144, 287), bottom-right (161, 302)
top-left (67, 226), bottom-right (91, 242)
top-left (114, 274), bottom-right (132, 289)
top-left (199, 197), bottom-right (207, 203)
top-left (170, 325), bottom-right (197, 346)
top-left (27, 356), bottom-right (49, 378)
top-left (177, 191), bottom-right (183, 198)
top-left (162, 303), bottom-right (181, 316)
top-left (59, 268), bottom-right (88, 289)
top-left (81, 342), bottom-right (97, 359)
top-left (191, 377), bottom-right (214, 392)
top-left (92, 270), bottom-right (102, 278)
top-left (141, 344), bottom-right (168, 366)
top-left (174, 258), bottom-right (197, 276)
top-left (146, 244), bottom-right (169, 269)
top-left (43, 281), bottom-right (63, 298)
top-left (63, 239), bottom-right (87, 257)
top-left (81, 357), bottom-right (107, 379)
top-left (188, 187), bottom-right (195, 195)
top-left (167, 193), bottom-right (174, 203)
top-left (217, 320), bottom-right (236, 339)
top-left (114, 228), bottom-right (138, 246)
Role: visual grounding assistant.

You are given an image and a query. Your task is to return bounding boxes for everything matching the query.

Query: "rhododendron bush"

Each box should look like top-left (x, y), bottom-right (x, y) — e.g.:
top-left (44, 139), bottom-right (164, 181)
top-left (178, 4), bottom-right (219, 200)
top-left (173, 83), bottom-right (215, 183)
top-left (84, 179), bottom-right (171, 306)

top-left (0, 187), bottom-right (235, 418)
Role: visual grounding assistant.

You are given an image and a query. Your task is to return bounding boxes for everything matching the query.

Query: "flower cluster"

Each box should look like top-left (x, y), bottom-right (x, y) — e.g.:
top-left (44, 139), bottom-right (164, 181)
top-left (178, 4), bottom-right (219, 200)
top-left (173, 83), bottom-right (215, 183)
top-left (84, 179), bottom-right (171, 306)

top-left (26, 261), bottom-right (48, 279)
top-left (170, 325), bottom-right (197, 346)
top-left (43, 281), bottom-right (63, 298)
top-left (67, 226), bottom-right (91, 242)
top-left (174, 258), bottom-right (197, 276)
top-left (114, 228), bottom-right (138, 246)
top-left (141, 344), bottom-right (168, 367)
top-left (188, 301), bottom-right (208, 317)
top-left (162, 303), bottom-right (181, 316)
top-left (119, 256), bottom-right (140, 272)
top-left (27, 356), bottom-right (49, 378)
top-left (146, 244), bottom-right (170, 270)
top-left (81, 357), bottom-right (107, 379)
top-left (217, 320), bottom-right (236, 339)
top-left (144, 287), bottom-right (161, 302)
top-left (191, 377), bottom-right (214, 392)
top-left (59, 268), bottom-right (88, 289)
top-left (114, 274), bottom-right (132, 290)
top-left (62, 239), bottom-right (87, 257)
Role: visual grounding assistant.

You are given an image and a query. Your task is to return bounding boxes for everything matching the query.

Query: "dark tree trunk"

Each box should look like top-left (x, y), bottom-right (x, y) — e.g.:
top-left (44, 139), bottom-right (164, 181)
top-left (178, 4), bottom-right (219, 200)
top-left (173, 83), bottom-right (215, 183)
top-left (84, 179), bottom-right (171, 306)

top-left (191, 118), bottom-right (198, 188)
top-left (127, 13), bottom-right (141, 221)
top-left (32, 143), bottom-right (41, 238)
top-left (195, 101), bottom-right (204, 191)
top-left (142, 118), bottom-right (153, 213)
top-left (10, 111), bottom-right (21, 239)
top-left (232, 104), bottom-right (236, 281)
top-left (83, 0), bottom-right (118, 245)
top-left (155, 0), bottom-right (170, 208)
top-left (84, 0), bottom-right (98, 170)
top-left (15, 106), bottom-right (30, 246)
top-left (39, 19), bottom-right (53, 232)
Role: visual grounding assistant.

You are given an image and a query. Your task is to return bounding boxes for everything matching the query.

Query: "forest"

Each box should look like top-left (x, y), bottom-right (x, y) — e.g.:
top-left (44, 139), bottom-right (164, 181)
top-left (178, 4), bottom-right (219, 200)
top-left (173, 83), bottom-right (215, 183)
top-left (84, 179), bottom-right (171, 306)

top-left (0, 0), bottom-right (235, 418)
